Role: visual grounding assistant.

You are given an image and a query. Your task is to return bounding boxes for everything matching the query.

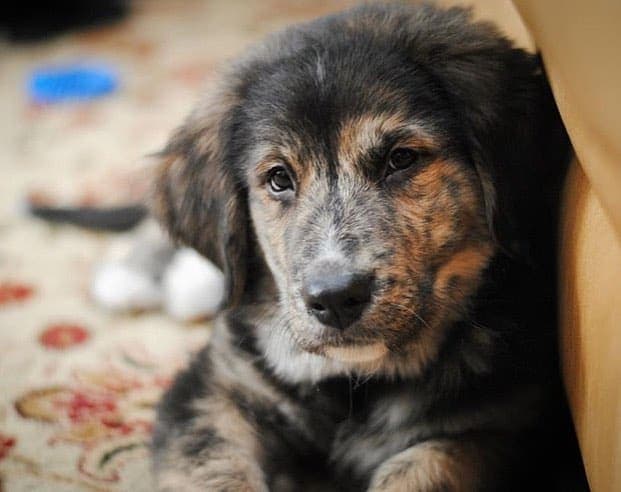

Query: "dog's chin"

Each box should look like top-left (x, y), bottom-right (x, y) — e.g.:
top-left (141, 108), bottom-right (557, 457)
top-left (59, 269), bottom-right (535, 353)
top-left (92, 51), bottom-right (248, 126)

top-left (322, 342), bottom-right (389, 363)
top-left (299, 335), bottom-right (389, 364)
top-left (288, 312), bottom-right (390, 365)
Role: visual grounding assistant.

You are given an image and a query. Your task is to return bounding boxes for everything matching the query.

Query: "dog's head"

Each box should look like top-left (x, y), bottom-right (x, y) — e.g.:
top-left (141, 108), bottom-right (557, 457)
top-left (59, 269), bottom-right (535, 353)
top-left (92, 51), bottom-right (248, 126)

top-left (153, 5), bottom-right (565, 378)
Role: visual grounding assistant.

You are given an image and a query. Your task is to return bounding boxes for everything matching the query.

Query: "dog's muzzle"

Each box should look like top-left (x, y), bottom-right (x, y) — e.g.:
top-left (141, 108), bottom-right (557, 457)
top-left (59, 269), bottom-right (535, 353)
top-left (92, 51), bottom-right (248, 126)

top-left (302, 263), bottom-right (373, 331)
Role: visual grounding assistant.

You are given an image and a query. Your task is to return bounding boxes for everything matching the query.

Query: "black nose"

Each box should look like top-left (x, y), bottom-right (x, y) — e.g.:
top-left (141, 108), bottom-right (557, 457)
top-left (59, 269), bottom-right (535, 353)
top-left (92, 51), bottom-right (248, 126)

top-left (302, 270), bottom-right (373, 330)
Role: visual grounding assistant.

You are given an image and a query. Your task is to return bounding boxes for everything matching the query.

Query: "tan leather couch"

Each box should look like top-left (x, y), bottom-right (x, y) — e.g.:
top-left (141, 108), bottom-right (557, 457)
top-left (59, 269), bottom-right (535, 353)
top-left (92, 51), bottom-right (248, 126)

top-left (514, 2), bottom-right (621, 491)
top-left (439, 1), bottom-right (621, 490)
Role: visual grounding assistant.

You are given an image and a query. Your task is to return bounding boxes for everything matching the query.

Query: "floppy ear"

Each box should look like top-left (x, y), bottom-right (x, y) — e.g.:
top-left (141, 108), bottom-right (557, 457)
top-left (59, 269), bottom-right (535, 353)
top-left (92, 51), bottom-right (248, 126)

top-left (151, 88), bottom-right (248, 307)
top-left (410, 6), bottom-right (569, 259)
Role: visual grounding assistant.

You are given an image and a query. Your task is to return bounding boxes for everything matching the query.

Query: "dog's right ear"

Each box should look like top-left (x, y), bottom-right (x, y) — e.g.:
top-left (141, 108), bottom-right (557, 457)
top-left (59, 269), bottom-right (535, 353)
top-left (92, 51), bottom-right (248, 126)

top-left (151, 88), bottom-right (248, 308)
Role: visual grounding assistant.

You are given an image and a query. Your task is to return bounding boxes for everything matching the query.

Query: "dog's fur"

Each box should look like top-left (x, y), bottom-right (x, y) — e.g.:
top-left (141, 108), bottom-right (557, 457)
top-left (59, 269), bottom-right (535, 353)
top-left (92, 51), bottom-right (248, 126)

top-left (150, 4), bottom-right (580, 491)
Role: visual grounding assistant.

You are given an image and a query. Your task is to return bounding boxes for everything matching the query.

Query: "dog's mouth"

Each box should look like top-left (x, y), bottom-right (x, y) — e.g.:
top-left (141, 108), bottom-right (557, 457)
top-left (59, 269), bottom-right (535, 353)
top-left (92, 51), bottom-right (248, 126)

top-left (322, 342), bottom-right (388, 363)
top-left (295, 326), bottom-right (389, 363)
top-left (289, 301), bottom-right (390, 363)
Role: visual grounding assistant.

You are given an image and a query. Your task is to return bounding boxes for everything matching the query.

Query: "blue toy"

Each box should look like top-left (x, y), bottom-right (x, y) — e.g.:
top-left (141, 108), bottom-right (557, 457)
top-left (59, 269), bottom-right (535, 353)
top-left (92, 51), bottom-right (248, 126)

top-left (28, 62), bottom-right (119, 103)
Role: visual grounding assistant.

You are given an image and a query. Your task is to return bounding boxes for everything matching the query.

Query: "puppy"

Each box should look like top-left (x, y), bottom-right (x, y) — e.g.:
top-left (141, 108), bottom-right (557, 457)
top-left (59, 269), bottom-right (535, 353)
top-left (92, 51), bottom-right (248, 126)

top-left (151, 4), bottom-right (576, 491)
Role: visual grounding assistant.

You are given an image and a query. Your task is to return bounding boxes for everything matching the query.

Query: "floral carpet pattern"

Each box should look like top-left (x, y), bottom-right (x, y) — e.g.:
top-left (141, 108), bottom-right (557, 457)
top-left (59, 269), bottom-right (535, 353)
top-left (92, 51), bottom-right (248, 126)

top-left (0, 1), bottom-right (353, 490)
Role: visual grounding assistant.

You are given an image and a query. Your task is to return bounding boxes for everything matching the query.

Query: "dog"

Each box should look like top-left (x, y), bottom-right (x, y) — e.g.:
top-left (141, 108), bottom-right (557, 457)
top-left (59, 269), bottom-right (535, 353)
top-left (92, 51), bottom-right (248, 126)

top-left (150, 3), bottom-right (581, 491)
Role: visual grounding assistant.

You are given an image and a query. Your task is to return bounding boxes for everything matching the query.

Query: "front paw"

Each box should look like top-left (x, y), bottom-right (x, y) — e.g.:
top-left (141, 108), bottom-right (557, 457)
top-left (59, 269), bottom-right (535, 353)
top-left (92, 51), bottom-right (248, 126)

top-left (156, 461), bottom-right (269, 492)
top-left (368, 441), bottom-right (477, 492)
top-left (157, 474), bottom-right (269, 492)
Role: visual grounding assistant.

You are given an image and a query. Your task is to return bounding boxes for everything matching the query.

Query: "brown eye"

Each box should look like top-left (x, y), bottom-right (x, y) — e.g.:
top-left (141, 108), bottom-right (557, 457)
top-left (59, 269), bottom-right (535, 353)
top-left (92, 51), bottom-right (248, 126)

top-left (268, 167), bottom-right (294, 193)
top-left (387, 148), bottom-right (420, 174)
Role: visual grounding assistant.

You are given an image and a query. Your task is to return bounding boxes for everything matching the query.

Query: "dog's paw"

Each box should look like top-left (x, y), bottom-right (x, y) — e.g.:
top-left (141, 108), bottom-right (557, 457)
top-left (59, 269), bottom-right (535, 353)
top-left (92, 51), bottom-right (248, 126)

top-left (156, 462), bottom-right (269, 492)
top-left (368, 441), bottom-right (475, 492)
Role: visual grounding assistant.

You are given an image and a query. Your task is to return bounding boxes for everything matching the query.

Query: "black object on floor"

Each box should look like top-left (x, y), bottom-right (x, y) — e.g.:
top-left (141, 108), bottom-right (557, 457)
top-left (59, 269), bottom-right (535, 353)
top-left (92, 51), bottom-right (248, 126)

top-left (1, 0), bottom-right (129, 42)
top-left (29, 204), bottom-right (147, 232)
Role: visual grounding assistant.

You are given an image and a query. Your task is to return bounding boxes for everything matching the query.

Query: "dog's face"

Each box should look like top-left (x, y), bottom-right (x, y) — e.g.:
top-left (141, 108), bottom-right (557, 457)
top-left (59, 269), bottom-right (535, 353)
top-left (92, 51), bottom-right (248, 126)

top-left (153, 5), bottom-right (559, 378)
top-left (243, 59), bottom-right (492, 365)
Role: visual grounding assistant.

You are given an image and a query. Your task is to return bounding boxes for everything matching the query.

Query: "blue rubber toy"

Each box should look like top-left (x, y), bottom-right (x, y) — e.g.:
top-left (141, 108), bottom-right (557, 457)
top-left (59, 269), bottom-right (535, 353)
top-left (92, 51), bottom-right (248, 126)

top-left (28, 62), bottom-right (119, 103)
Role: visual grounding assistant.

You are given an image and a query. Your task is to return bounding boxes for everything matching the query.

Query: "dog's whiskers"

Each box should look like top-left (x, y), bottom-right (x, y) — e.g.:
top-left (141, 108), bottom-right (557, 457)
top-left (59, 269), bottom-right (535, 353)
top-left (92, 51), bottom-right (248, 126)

top-left (353, 372), bottom-right (374, 389)
top-left (385, 302), bottom-right (431, 329)
top-left (348, 374), bottom-right (354, 419)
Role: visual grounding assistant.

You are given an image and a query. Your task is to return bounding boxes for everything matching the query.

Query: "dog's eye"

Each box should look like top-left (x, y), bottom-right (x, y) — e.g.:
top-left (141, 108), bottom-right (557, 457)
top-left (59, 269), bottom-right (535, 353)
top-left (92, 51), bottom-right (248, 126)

top-left (387, 148), bottom-right (421, 174)
top-left (268, 167), bottom-right (294, 193)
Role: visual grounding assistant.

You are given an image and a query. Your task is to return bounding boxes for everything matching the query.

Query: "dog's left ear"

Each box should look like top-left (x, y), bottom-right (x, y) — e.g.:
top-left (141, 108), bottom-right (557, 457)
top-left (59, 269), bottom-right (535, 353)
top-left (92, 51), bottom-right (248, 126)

top-left (413, 7), bottom-right (569, 258)
top-left (150, 88), bottom-right (249, 307)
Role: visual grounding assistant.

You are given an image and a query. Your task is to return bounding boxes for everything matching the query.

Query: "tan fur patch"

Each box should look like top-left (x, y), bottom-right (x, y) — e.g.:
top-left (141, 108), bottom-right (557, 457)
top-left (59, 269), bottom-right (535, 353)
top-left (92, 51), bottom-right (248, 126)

top-left (325, 342), bottom-right (388, 363)
top-left (434, 245), bottom-right (493, 299)
top-left (337, 113), bottom-right (438, 173)
top-left (368, 440), bottom-right (483, 492)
